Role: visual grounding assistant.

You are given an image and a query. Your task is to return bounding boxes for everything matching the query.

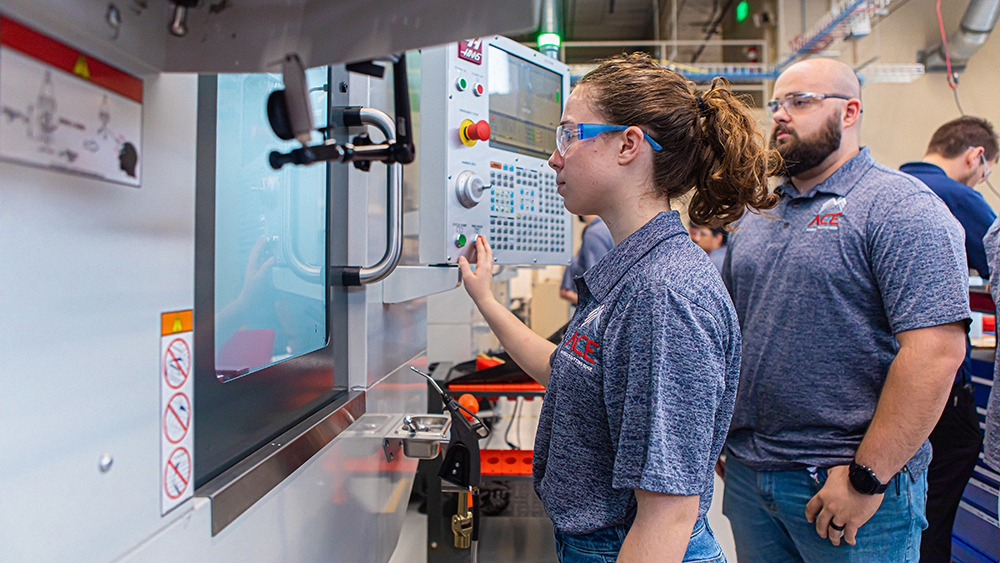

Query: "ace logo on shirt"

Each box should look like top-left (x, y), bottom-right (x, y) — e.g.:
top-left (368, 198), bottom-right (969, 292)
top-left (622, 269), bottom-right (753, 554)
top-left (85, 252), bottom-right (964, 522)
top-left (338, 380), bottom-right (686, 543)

top-left (563, 305), bottom-right (605, 365)
top-left (806, 196), bottom-right (847, 232)
top-left (565, 330), bottom-right (600, 365)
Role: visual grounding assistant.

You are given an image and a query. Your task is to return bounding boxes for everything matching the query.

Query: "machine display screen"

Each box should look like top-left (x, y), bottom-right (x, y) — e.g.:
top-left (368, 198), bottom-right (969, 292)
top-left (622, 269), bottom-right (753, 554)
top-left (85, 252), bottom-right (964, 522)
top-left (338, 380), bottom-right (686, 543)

top-left (488, 46), bottom-right (562, 160)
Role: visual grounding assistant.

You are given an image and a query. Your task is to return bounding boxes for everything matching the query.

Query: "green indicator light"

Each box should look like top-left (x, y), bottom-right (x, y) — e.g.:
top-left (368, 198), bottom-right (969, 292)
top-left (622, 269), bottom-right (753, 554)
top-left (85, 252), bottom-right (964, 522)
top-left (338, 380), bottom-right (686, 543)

top-left (457, 234), bottom-right (467, 247)
top-left (736, 0), bottom-right (749, 22)
top-left (459, 78), bottom-right (467, 89)
top-left (538, 33), bottom-right (561, 48)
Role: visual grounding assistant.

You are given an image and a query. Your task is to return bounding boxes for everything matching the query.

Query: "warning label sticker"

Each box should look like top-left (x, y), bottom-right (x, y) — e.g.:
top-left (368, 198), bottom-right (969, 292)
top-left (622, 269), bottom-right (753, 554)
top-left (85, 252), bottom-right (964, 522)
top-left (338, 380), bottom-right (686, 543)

top-left (163, 392), bottom-right (191, 444)
top-left (163, 338), bottom-right (190, 389)
top-left (164, 447), bottom-right (192, 499)
top-left (160, 310), bottom-right (193, 515)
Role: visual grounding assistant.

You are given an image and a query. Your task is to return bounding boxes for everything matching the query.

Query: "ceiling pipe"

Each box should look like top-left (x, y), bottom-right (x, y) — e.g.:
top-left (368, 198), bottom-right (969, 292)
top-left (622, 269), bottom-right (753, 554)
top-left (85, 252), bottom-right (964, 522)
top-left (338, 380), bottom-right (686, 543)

top-left (921, 0), bottom-right (999, 72)
top-left (539, 0), bottom-right (564, 59)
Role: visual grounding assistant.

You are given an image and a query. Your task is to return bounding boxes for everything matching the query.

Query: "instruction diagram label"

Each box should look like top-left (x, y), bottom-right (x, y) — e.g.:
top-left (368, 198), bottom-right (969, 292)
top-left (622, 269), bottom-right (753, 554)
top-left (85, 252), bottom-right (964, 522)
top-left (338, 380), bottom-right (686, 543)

top-left (0, 16), bottom-right (143, 187)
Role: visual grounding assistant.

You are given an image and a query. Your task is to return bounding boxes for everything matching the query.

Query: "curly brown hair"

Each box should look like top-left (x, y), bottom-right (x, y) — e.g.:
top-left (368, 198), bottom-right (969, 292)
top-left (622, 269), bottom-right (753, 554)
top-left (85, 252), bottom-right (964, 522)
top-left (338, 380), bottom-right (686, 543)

top-left (576, 52), bottom-right (780, 228)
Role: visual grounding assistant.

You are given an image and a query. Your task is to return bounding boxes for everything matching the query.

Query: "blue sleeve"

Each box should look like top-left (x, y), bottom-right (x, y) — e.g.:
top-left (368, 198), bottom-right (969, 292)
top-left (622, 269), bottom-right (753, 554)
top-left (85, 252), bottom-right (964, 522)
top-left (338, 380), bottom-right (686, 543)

top-left (605, 285), bottom-right (728, 496)
top-left (580, 222), bottom-right (614, 273)
top-left (560, 258), bottom-right (578, 292)
top-left (956, 190), bottom-right (997, 277)
top-left (721, 235), bottom-right (735, 299)
top-left (985, 219), bottom-right (1000, 290)
top-left (869, 192), bottom-right (971, 333)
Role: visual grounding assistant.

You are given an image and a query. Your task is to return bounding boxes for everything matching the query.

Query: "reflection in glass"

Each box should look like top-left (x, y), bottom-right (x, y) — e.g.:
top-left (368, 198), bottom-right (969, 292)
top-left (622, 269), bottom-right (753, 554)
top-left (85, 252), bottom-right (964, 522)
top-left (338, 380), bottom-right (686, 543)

top-left (213, 70), bottom-right (329, 381)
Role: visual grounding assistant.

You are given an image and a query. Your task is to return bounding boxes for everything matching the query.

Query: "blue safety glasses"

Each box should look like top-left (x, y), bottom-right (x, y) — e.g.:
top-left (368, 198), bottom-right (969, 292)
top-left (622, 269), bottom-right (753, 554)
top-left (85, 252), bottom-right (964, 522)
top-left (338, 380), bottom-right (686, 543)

top-left (555, 123), bottom-right (663, 155)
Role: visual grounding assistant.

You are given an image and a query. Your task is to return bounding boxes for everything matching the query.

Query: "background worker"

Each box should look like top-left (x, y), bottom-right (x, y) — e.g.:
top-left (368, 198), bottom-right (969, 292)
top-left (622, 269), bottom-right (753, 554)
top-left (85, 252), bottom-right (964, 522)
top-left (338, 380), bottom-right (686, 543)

top-left (982, 220), bottom-right (1000, 519)
top-left (899, 116), bottom-right (998, 563)
top-left (721, 58), bottom-right (970, 562)
top-left (560, 214), bottom-right (614, 305)
top-left (688, 225), bottom-right (727, 272)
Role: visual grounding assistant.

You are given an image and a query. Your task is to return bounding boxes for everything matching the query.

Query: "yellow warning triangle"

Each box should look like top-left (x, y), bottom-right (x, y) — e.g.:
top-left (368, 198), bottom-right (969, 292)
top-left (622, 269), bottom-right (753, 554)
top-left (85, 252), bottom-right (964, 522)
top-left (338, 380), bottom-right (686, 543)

top-left (173, 315), bottom-right (184, 333)
top-left (73, 55), bottom-right (91, 80)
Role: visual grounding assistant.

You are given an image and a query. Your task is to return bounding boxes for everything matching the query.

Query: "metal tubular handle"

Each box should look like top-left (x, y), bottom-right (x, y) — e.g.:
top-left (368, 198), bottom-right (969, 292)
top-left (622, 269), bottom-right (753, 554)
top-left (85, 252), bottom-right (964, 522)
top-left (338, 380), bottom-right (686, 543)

top-left (355, 107), bottom-right (403, 286)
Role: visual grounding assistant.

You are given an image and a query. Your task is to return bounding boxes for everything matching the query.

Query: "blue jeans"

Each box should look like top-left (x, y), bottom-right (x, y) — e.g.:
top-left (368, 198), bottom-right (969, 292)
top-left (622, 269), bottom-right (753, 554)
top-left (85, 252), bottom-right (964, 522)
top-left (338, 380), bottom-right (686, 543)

top-left (553, 518), bottom-right (726, 563)
top-left (722, 455), bottom-right (928, 562)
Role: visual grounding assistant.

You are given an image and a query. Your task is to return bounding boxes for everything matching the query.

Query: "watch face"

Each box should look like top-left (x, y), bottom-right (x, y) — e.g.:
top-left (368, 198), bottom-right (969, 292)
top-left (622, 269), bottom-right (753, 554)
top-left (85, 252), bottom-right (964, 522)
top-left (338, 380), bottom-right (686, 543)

top-left (849, 462), bottom-right (878, 494)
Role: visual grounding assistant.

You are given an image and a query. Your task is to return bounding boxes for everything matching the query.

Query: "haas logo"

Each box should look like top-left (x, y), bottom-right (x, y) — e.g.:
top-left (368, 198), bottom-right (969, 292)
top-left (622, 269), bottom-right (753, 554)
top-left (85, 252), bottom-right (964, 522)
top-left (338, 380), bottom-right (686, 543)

top-left (458, 39), bottom-right (484, 65)
top-left (807, 196), bottom-right (847, 231)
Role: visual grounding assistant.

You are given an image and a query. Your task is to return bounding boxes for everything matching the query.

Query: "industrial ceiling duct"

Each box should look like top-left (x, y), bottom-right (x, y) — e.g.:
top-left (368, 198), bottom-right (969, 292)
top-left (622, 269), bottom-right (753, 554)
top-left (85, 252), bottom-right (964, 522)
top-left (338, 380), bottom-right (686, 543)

top-left (921, 0), bottom-right (1000, 72)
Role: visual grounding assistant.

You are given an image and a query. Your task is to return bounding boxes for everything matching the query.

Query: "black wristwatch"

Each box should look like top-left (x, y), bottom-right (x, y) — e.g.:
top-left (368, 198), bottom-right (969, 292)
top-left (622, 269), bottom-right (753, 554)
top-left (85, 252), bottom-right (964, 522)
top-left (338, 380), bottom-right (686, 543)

top-left (849, 460), bottom-right (889, 495)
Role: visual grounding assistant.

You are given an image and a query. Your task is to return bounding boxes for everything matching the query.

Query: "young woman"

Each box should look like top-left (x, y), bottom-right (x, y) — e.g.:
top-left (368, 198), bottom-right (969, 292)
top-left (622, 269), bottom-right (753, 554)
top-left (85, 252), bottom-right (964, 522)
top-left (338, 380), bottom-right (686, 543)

top-left (458, 53), bottom-right (779, 563)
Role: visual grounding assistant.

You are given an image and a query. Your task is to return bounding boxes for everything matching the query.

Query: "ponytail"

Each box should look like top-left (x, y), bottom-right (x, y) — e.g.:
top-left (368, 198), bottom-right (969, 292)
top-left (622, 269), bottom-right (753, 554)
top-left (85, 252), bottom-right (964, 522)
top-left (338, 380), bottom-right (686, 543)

top-left (690, 77), bottom-right (781, 228)
top-left (576, 54), bottom-right (780, 229)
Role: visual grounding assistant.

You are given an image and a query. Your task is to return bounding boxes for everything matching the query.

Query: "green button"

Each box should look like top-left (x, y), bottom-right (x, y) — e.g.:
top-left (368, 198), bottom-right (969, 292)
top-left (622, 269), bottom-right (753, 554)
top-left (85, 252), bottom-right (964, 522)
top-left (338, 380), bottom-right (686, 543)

top-left (457, 78), bottom-right (468, 91)
top-left (456, 234), bottom-right (467, 247)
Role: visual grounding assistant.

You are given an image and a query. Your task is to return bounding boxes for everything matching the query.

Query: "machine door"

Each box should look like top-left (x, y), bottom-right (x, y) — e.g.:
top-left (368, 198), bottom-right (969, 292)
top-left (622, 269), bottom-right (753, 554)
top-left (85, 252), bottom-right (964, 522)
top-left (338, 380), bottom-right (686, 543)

top-left (194, 69), bottom-right (347, 487)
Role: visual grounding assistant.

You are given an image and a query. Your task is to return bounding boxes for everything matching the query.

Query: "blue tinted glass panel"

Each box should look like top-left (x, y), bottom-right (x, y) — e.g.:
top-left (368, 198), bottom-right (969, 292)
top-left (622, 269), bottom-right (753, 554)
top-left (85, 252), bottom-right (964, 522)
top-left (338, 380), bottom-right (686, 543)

top-left (213, 69), bottom-right (329, 381)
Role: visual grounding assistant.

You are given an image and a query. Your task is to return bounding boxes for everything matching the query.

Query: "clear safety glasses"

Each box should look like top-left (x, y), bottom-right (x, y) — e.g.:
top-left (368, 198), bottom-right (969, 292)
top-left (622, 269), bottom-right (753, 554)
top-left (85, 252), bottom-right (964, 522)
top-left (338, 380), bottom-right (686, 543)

top-left (555, 123), bottom-right (663, 156)
top-left (766, 92), bottom-right (854, 116)
top-left (968, 146), bottom-right (993, 181)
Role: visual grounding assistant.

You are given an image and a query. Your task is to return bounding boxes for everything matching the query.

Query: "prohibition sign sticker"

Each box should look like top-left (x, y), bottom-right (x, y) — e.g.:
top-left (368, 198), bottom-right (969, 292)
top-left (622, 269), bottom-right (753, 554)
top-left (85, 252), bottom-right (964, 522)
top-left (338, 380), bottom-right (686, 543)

top-left (163, 338), bottom-right (191, 389)
top-left (164, 447), bottom-right (192, 499)
top-left (163, 392), bottom-right (191, 444)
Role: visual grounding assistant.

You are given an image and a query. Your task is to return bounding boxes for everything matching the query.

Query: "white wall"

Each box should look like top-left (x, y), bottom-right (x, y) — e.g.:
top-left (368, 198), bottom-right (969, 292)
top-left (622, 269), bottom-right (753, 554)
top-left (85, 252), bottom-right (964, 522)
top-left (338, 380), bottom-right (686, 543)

top-left (779, 0), bottom-right (1000, 209)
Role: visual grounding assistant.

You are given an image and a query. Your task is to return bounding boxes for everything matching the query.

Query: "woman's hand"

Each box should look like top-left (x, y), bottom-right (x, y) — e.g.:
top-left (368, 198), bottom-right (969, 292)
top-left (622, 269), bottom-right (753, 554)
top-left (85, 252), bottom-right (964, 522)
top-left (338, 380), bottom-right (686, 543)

top-left (457, 236), bottom-right (495, 305)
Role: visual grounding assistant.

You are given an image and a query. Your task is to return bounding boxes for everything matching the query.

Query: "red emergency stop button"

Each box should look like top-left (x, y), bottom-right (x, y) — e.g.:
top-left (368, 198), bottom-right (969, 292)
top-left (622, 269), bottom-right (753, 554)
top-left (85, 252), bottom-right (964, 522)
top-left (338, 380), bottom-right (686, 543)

top-left (460, 119), bottom-right (491, 146)
top-left (467, 120), bottom-right (490, 141)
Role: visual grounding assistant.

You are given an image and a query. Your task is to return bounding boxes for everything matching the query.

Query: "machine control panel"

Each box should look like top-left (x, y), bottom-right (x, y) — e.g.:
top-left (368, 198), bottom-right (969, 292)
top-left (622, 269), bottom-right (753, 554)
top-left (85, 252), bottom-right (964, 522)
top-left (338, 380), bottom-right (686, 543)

top-left (419, 36), bottom-right (571, 265)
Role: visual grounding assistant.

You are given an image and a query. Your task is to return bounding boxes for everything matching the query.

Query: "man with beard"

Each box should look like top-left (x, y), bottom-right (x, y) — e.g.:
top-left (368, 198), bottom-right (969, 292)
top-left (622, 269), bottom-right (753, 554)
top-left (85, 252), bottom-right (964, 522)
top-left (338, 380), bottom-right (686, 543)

top-left (719, 58), bottom-right (971, 562)
top-left (899, 117), bottom-right (997, 563)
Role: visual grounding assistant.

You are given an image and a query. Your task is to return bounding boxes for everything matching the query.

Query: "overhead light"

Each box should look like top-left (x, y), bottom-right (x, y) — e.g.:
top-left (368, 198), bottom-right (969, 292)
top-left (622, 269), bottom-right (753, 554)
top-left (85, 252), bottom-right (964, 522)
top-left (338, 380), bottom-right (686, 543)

top-left (736, 0), bottom-right (750, 22)
top-left (538, 33), bottom-right (561, 48)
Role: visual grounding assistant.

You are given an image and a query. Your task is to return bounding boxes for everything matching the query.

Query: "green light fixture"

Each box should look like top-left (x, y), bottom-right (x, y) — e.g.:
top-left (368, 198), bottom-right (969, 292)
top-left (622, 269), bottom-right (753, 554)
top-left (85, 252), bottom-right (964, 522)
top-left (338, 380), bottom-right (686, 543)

top-left (538, 32), bottom-right (561, 49)
top-left (736, 0), bottom-right (750, 22)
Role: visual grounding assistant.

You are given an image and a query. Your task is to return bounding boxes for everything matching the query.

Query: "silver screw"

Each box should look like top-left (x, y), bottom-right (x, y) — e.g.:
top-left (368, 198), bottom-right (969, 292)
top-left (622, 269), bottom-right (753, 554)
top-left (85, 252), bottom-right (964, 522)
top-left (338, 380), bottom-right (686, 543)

top-left (106, 4), bottom-right (122, 39)
top-left (169, 4), bottom-right (188, 36)
top-left (99, 453), bottom-right (114, 473)
top-left (106, 5), bottom-right (121, 27)
top-left (430, 542), bottom-right (438, 549)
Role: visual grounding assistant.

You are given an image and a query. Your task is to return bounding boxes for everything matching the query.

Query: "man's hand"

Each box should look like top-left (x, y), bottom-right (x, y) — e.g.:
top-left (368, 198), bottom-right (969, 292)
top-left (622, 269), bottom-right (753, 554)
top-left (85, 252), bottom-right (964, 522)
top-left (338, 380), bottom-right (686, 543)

top-left (804, 465), bottom-right (883, 547)
top-left (714, 456), bottom-right (725, 480)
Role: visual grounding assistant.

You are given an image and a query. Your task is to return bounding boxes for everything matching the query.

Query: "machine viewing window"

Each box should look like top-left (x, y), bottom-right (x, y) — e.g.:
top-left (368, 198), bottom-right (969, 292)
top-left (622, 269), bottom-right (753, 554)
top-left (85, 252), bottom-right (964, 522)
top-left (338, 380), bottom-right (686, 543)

top-left (488, 46), bottom-right (562, 160)
top-left (195, 70), bottom-right (347, 489)
top-left (213, 70), bottom-right (329, 382)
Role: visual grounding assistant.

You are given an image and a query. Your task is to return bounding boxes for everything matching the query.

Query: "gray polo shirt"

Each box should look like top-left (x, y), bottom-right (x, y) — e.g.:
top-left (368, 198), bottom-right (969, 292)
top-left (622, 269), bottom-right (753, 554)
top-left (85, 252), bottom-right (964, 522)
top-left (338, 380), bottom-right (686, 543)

top-left (982, 218), bottom-right (1000, 472)
top-left (723, 147), bottom-right (970, 473)
top-left (535, 211), bottom-right (741, 534)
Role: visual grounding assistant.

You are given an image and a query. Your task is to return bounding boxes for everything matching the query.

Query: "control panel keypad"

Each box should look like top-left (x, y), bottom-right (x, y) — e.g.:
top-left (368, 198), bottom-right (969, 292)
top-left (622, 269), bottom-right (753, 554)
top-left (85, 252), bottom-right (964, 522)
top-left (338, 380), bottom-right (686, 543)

top-left (487, 164), bottom-right (568, 257)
